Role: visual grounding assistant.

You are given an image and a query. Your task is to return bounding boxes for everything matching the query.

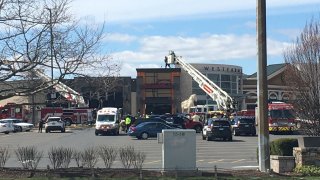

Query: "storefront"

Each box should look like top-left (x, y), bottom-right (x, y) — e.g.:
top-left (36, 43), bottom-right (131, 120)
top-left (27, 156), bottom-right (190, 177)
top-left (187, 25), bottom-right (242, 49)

top-left (136, 68), bottom-right (181, 115)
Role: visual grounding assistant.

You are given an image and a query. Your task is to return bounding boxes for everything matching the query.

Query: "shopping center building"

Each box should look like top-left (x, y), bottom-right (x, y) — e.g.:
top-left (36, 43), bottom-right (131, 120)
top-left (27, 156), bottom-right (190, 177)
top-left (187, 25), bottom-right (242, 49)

top-left (0, 63), bottom-right (291, 117)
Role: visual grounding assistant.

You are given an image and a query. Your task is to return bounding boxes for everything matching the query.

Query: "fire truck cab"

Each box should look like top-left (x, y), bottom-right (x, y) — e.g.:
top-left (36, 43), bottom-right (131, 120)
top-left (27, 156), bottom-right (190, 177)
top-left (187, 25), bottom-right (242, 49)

top-left (267, 102), bottom-right (296, 134)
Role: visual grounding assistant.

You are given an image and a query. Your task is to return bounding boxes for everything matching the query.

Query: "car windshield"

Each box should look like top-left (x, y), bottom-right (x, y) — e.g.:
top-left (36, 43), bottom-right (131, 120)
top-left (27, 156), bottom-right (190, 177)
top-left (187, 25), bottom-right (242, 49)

top-left (97, 114), bottom-right (115, 122)
top-left (239, 118), bottom-right (255, 124)
top-left (47, 118), bottom-right (61, 122)
top-left (270, 109), bottom-right (295, 119)
top-left (12, 119), bottom-right (23, 123)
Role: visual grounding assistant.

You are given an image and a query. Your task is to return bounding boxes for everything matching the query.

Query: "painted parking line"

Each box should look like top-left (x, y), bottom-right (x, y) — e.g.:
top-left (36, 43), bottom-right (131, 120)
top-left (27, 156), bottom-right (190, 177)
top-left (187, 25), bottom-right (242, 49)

top-left (208, 159), bottom-right (224, 164)
top-left (144, 160), bottom-right (161, 164)
top-left (231, 159), bottom-right (246, 163)
top-left (197, 160), bottom-right (204, 162)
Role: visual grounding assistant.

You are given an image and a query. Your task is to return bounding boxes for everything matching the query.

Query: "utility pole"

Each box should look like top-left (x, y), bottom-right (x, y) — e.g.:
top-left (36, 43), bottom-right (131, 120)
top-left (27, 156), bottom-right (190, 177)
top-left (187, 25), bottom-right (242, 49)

top-left (257, 0), bottom-right (270, 172)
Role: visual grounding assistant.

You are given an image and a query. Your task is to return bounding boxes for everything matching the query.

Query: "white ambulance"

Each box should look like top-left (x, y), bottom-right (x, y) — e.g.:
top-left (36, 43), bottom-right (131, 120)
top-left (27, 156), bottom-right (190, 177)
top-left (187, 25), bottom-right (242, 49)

top-left (95, 107), bottom-right (120, 136)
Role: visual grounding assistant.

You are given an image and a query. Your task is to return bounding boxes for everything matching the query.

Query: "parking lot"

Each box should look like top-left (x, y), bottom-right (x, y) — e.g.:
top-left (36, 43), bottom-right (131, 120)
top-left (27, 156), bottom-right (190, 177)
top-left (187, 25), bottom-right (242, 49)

top-left (0, 127), bottom-right (304, 170)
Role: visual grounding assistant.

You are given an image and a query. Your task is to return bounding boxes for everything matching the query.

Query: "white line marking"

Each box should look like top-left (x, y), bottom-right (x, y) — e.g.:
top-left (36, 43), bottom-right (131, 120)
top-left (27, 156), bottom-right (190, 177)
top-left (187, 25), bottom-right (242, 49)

top-left (231, 159), bottom-right (246, 163)
top-left (144, 160), bottom-right (161, 164)
top-left (208, 159), bottom-right (224, 163)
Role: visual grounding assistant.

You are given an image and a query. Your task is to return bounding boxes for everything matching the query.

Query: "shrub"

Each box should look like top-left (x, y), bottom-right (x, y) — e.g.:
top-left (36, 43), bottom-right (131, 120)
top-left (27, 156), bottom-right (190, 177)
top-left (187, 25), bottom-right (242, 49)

top-left (15, 146), bottom-right (43, 170)
top-left (81, 147), bottom-right (98, 168)
top-left (119, 146), bottom-right (135, 169)
top-left (294, 165), bottom-right (320, 176)
top-left (48, 147), bottom-right (73, 169)
top-left (73, 150), bottom-right (82, 168)
top-left (257, 138), bottom-right (298, 162)
top-left (270, 138), bottom-right (298, 156)
top-left (0, 146), bottom-right (10, 168)
top-left (132, 151), bottom-right (146, 169)
top-left (99, 146), bottom-right (117, 169)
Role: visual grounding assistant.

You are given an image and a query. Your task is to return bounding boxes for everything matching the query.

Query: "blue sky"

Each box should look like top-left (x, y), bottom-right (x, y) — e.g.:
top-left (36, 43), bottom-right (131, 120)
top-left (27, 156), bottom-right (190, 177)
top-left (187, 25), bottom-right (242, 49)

top-left (70, 0), bottom-right (320, 77)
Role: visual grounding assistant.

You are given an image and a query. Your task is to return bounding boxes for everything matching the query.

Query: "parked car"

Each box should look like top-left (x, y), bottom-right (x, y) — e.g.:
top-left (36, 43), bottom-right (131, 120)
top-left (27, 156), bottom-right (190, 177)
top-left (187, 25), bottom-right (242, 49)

top-left (0, 121), bottom-right (14, 134)
top-left (231, 116), bottom-right (256, 136)
top-left (202, 118), bottom-right (232, 141)
top-left (131, 117), bottom-right (175, 128)
top-left (128, 121), bottom-right (175, 140)
top-left (0, 118), bottom-right (34, 132)
top-left (160, 114), bottom-right (203, 133)
top-left (45, 117), bottom-right (65, 133)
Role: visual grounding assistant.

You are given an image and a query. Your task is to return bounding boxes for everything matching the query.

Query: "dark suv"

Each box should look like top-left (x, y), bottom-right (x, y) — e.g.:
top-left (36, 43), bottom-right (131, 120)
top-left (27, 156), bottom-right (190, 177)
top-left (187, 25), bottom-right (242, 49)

top-left (202, 119), bottom-right (232, 141)
top-left (231, 116), bottom-right (256, 136)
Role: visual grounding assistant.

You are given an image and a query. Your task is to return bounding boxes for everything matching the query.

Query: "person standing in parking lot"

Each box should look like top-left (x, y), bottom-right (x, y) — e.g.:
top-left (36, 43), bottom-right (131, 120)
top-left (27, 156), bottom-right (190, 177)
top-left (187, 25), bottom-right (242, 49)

top-left (125, 115), bottom-right (131, 133)
top-left (38, 119), bottom-right (44, 133)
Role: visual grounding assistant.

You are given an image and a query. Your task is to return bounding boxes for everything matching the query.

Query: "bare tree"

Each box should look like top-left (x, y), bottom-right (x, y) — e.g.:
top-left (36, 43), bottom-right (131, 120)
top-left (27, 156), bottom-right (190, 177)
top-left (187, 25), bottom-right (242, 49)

top-left (0, 0), bottom-right (120, 100)
top-left (284, 17), bottom-right (320, 136)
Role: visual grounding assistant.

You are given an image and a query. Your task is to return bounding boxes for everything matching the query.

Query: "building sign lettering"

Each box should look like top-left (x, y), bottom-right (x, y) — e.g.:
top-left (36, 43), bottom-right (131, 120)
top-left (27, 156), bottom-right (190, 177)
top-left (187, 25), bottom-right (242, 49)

top-left (203, 66), bottom-right (242, 73)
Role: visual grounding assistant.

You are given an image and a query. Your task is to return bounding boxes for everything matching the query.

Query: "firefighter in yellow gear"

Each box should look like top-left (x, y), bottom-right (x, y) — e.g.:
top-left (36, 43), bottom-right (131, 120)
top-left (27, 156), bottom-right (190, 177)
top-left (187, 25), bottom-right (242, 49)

top-left (125, 115), bottom-right (131, 132)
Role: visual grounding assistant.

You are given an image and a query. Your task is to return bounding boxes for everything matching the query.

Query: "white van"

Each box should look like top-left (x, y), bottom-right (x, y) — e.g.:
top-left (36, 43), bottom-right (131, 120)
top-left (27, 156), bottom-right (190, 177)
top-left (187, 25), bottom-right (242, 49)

top-left (95, 107), bottom-right (120, 136)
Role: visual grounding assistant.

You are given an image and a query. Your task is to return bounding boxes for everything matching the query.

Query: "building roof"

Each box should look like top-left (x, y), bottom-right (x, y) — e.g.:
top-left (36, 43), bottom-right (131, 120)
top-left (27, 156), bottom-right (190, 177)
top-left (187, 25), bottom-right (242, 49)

top-left (136, 68), bottom-right (181, 73)
top-left (246, 63), bottom-right (286, 79)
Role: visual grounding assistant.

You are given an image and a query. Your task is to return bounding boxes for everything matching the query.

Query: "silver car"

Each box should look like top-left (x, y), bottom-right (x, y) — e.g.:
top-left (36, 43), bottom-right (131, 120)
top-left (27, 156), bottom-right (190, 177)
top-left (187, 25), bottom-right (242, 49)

top-left (0, 118), bottom-right (34, 132)
top-left (0, 121), bottom-right (14, 134)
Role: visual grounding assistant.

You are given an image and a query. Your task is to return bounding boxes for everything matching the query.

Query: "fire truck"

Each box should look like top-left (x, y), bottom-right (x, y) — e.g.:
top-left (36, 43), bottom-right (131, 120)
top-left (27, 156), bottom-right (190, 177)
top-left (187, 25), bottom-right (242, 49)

top-left (267, 102), bottom-right (296, 134)
top-left (0, 103), bottom-right (30, 121)
top-left (40, 107), bottom-right (93, 126)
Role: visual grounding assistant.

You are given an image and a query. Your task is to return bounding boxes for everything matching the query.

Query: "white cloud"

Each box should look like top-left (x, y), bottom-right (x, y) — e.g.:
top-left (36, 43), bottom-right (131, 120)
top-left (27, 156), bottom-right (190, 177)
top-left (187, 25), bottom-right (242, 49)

top-left (275, 28), bottom-right (302, 40)
top-left (112, 34), bottom-right (290, 77)
top-left (103, 33), bottom-right (137, 43)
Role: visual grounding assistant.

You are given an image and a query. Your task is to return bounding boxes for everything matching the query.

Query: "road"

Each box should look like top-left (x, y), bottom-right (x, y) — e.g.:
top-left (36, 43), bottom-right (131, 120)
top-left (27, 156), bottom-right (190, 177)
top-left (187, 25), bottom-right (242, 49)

top-left (0, 128), bottom-right (303, 171)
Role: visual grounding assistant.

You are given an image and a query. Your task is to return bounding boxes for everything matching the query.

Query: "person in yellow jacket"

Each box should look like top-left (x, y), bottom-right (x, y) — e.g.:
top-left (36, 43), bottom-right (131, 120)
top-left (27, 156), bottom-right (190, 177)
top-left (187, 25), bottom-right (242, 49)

top-left (125, 115), bottom-right (131, 132)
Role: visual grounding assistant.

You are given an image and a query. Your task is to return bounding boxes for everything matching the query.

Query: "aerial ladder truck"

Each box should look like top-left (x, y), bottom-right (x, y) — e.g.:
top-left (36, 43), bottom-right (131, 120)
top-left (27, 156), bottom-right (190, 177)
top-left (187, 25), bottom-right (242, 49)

top-left (165, 50), bottom-right (234, 112)
top-left (32, 69), bottom-right (86, 107)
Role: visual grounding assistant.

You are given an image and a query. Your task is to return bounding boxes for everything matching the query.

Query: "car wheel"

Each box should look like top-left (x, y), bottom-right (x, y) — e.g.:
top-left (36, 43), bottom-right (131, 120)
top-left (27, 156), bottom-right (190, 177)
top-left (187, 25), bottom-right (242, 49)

top-left (206, 136), bottom-right (211, 141)
top-left (45, 129), bottom-right (49, 133)
top-left (95, 130), bottom-right (98, 136)
top-left (61, 128), bottom-right (65, 133)
top-left (18, 126), bottom-right (23, 132)
top-left (228, 136), bottom-right (233, 141)
top-left (141, 132), bottom-right (149, 140)
top-left (4, 131), bottom-right (9, 134)
top-left (194, 125), bottom-right (202, 133)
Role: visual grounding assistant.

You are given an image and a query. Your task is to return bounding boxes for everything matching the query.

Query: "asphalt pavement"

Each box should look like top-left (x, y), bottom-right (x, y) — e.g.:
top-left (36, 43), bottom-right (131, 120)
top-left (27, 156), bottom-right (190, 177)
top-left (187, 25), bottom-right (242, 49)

top-left (0, 127), bottom-right (304, 171)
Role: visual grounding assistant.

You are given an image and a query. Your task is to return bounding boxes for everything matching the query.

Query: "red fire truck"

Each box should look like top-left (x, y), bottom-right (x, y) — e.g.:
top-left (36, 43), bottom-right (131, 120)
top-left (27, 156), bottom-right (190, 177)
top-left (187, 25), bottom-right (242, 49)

top-left (40, 107), bottom-right (93, 126)
top-left (0, 103), bottom-right (30, 122)
top-left (267, 102), bottom-right (296, 134)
